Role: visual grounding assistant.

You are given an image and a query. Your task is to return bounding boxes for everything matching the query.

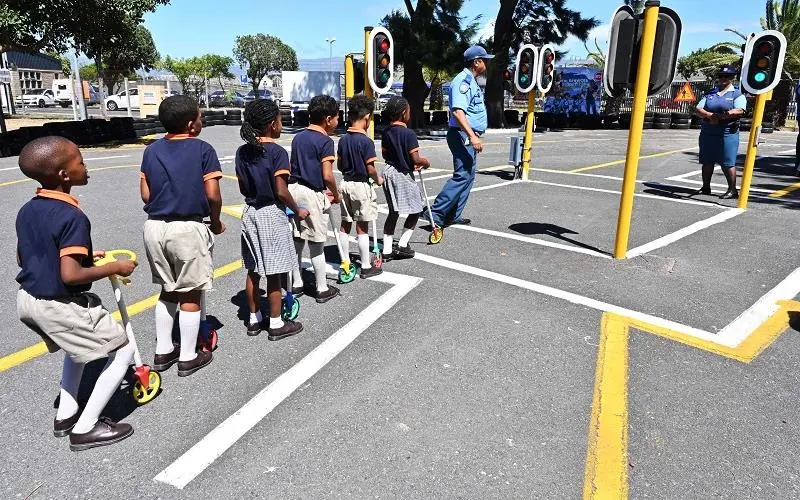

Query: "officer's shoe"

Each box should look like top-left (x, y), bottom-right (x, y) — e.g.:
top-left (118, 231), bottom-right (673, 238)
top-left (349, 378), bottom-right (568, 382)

top-left (719, 188), bottom-right (738, 200)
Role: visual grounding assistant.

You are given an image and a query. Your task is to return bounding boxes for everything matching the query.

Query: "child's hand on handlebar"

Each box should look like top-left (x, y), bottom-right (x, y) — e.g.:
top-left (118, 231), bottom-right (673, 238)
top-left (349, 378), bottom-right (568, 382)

top-left (92, 251), bottom-right (106, 261)
top-left (297, 208), bottom-right (310, 220)
top-left (113, 259), bottom-right (137, 277)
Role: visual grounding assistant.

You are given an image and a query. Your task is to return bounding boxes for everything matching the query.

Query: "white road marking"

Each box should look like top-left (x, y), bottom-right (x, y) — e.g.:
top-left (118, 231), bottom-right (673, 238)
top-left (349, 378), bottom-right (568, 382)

top-left (531, 180), bottom-right (725, 208)
top-left (0, 166), bottom-right (20, 172)
top-left (778, 148), bottom-right (796, 154)
top-left (626, 208), bottom-right (743, 257)
top-left (666, 177), bottom-right (775, 194)
top-left (84, 155), bottom-right (131, 161)
top-left (665, 170), bottom-right (701, 181)
top-left (154, 271), bottom-right (422, 489)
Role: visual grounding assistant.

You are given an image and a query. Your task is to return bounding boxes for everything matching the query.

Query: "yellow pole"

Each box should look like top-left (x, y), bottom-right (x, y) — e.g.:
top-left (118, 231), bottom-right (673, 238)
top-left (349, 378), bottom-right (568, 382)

top-left (364, 27), bottom-right (374, 140)
top-left (344, 54), bottom-right (355, 125)
top-left (613, 1), bottom-right (660, 259)
top-left (737, 90), bottom-right (770, 209)
top-left (521, 91), bottom-right (535, 181)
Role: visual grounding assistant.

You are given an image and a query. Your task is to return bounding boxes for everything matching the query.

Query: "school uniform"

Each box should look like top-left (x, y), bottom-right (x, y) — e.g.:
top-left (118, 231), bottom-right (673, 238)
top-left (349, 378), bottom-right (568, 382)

top-left (140, 134), bottom-right (222, 292)
top-left (236, 140), bottom-right (296, 277)
top-left (288, 125), bottom-right (335, 242)
top-left (16, 189), bottom-right (128, 363)
top-left (381, 121), bottom-right (424, 215)
top-left (337, 128), bottom-right (378, 222)
top-left (697, 85), bottom-right (747, 167)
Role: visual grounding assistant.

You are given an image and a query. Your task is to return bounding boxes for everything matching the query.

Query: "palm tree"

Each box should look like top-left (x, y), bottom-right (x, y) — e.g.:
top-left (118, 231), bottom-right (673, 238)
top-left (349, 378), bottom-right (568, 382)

top-left (623, 0), bottom-right (645, 14)
top-left (754, 0), bottom-right (800, 125)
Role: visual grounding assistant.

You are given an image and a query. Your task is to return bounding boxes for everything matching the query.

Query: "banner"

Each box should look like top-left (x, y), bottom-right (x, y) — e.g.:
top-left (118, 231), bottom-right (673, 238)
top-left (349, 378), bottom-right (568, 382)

top-left (543, 66), bottom-right (604, 115)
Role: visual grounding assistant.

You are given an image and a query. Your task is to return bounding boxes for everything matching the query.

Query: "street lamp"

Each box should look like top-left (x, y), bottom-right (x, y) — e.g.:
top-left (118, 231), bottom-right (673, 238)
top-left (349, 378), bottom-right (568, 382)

top-left (325, 37), bottom-right (336, 73)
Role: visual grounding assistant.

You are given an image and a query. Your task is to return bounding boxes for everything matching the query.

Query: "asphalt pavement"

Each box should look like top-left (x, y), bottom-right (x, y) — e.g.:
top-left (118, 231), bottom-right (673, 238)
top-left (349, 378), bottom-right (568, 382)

top-left (1, 124), bottom-right (799, 498)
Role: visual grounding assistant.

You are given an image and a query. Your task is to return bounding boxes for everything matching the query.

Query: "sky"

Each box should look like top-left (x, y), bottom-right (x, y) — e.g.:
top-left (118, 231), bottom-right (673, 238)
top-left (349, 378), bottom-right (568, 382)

top-left (142, 0), bottom-right (767, 64)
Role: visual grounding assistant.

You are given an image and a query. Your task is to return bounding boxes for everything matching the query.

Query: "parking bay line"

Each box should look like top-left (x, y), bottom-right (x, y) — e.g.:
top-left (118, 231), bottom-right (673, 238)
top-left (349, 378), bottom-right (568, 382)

top-left (665, 169), bottom-right (786, 195)
top-left (0, 259), bottom-right (243, 373)
top-left (569, 147), bottom-right (697, 173)
top-left (154, 271), bottom-right (422, 489)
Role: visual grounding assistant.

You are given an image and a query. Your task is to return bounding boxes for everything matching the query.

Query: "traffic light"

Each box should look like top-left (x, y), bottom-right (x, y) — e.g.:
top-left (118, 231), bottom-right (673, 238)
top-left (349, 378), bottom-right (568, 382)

top-left (741, 30), bottom-right (787, 94)
top-left (354, 59), bottom-right (365, 94)
top-left (367, 27), bottom-right (394, 93)
top-left (514, 44), bottom-right (538, 93)
top-left (503, 68), bottom-right (514, 92)
top-left (538, 45), bottom-right (556, 93)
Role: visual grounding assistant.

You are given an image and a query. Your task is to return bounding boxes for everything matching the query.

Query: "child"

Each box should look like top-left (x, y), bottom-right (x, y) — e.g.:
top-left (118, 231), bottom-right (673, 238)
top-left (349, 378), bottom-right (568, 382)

top-left (140, 95), bottom-right (225, 377)
top-left (237, 98), bottom-right (308, 339)
top-left (288, 95), bottom-right (341, 303)
top-left (381, 96), bottom-right (430, 260)
top-left (16, 136), bottom-right (137, 451)
top-left (337, 95), bottom-right (384, 279)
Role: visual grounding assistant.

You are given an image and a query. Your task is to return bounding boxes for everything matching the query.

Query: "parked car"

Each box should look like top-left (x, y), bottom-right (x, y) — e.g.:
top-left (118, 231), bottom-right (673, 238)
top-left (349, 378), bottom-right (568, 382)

top-left (291, 100), bottom-right (309, 112)
top-left (51, 79), bottom-right (102, 107)
top-left (210, 90), bottom-right (246, 107)
top-left (105, 88), bottom-right (139, 111)
top-left (244, 89), bottom-right (280, 106)
top-left (162, 89), bottom-right (180, 98)
top-left (15, 88), bottom-right (57, 108)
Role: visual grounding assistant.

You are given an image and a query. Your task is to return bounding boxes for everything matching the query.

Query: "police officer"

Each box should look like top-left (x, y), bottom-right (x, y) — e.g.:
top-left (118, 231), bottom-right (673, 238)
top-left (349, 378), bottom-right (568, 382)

top-left (694, 65), bottom-right (747, 199)
top-left (423, 45), bottom-right (493, 227)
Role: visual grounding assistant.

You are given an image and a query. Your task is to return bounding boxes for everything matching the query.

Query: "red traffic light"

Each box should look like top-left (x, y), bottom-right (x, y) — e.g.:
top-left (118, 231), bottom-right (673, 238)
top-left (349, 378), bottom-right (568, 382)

top-left (503, 69), bottom-right (512, 79)
top-left (378, 37), bottom-right (390, 53)
top-left (757, 41), bottom-right (773, 55)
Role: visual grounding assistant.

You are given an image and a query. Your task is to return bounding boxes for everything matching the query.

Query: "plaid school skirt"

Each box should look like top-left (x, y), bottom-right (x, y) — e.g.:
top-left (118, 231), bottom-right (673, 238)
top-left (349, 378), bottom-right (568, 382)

top-left (241, 204), bottom-right (296, 277)
top-left (382, 165), bottom-right (423, 215)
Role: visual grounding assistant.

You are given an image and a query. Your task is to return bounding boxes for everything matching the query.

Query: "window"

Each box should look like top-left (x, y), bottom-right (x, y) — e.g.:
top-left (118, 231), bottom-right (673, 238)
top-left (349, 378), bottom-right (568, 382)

top-left (19, 70), bottom-right (43, 90)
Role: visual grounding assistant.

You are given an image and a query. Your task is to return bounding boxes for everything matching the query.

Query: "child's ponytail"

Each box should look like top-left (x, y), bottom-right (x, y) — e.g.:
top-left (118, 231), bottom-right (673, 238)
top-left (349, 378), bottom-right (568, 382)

top-left (240, 98), bottom-right (280, 150)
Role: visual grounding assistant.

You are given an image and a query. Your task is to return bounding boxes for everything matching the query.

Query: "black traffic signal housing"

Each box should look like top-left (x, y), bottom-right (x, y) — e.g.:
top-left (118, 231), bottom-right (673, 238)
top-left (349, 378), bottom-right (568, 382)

top-left (603, 4), bottom-right (682, 97)
top-left (741, 30), bottom-right (787, 95)
top-left (514, 44), bottom-right (538, 93)
top-left (354, 58), bottom-right (365, 94)
top-left (367, 27), bottom-right (394, 94)
top-left (538, 45), bottom-right (556, 93)
top-left (503, 67), bottom-right (514, 92)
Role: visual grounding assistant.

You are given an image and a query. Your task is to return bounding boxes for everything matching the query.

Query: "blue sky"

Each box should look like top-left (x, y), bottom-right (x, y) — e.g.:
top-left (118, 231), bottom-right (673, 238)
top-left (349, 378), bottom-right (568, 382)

top-left (142, 0), bottom-right (766, 63)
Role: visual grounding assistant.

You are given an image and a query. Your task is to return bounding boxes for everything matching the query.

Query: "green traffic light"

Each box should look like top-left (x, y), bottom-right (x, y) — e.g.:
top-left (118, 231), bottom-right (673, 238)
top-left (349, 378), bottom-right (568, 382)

top-left (520, 75), bottom-right (529, 84)
top-left (378, 69), bottom-right (390, 84)
top-left (753, 71), bottom-right (767, 83)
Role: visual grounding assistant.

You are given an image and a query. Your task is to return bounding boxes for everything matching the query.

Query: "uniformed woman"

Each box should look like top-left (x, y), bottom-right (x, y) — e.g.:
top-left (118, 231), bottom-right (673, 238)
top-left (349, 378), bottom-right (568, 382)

top-left (694, 65), bottom-right (748, 199)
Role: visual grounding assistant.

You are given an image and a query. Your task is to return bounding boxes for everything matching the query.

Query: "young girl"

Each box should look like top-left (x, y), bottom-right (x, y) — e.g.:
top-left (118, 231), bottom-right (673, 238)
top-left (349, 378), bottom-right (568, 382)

top-left (381, 96), bottom-right (430, 260)
top-left (237, 99), bottom-right (309, 339)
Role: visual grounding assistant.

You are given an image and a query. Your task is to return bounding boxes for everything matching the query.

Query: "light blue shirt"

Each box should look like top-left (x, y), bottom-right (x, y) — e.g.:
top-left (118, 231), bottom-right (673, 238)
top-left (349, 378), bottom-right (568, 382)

top-left (696, 85), bottom-right (747, 111)
top-left (448, 69), bottom-right (487, 132)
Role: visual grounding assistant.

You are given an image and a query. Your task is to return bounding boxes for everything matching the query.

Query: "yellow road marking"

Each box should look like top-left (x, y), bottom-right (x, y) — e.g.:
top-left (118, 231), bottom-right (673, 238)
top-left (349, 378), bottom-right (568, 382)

top-left (0, 165), bottom-right (139, 188)
top-left (768, 181), bottom-right (800, 199)
top-left (0, 259), bottom-right (243, 373)
top-left (583, 312), bottom-right (629, 500)
top-left (570, 147), bottom-right (697, 173)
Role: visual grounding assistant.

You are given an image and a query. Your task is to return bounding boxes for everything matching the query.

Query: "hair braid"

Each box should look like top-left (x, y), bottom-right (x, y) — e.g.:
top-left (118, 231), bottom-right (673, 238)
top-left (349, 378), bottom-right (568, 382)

top-left (240, 98), bottom-right (280, 150)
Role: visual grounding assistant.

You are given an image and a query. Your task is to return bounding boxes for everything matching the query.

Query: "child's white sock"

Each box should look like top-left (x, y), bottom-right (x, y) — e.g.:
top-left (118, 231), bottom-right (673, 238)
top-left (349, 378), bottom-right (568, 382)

top-left (249, 311), bottom-right (263, 325)
top-left (178, 310), bottom-right (201, 362)
top-left (56, 354), bottom-right (84, 420)
top-left (72, 343), bottom-right (134, 434)
top-left (358, 234), bottom-right (371, 269)
top-left (383, 235), bottom-right (393, 255)
top-left (309, 242), bottom-right (328, 293)
top-left (155, 300), bottom-right (178, 355)
top-left (398, 228), bottom-right (414, 247)
top-left (270, 316), bottom-right (284, 329)
top-left (293, 239), bottom-right (305, 284)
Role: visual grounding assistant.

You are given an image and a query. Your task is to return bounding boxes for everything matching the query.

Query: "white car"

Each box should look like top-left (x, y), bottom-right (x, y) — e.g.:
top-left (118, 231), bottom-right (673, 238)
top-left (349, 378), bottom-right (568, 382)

top-left (15, 88), bottom-right (57, 108)
top-left (105, 88), bottom-right (140, 111)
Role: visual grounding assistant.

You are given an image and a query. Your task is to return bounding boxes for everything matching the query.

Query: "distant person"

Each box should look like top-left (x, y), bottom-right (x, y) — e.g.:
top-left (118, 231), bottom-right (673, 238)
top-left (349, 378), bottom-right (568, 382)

top-left (337, 95), bottom-right (384, 278)
top-left (586, 81), bottom-right (599, 115)
top-left (381, 96), bottom-right (431, 260)
top-left (140, 95), bottom-right (225, 377)
top-left (693, 65), bottom-right (746, 199)
top-left (16, 136), bottom-right (137, 450)
top-left (288, 95), bottom-right (341, 303)
top-left (422, 45), bottom-right (493, 227)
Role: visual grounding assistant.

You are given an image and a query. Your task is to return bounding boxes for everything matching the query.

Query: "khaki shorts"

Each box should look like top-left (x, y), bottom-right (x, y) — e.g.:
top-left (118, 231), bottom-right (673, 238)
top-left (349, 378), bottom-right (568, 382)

top-left (17, 288), bottom-right (128, 364)
top-left (340, 181), bottom-right (378, 223)
top-left (143, 219), bottom-right (214, 293)
top-left (289, 183), bottom-right (331, 243)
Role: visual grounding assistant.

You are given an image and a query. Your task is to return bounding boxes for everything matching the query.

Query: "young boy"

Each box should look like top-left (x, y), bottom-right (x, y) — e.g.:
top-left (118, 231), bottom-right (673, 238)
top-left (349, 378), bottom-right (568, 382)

top-left (16, 136), bottom-right (137, 451)
top-left (337, 95), bottom-right (384, 279)
top-left (140, 95), bottom-right (225, 377)
top-left (288, 94), bottom-right (341, 303)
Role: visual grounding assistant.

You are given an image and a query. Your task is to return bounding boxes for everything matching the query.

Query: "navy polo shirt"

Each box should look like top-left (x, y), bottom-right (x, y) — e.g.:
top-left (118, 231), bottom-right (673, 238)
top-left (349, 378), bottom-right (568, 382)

top-left (289, 125), bottom-right (335, 191)
top-left (235, 140), bottom-right (291, 208)
top-left (140, 134), bottom-right (223, 218)
top-left (337, 128), bottom-right (378, 181)
top-left (16, 189), bottom-right (93, 298)
top-left (381, 122), bottom-right (420, 174)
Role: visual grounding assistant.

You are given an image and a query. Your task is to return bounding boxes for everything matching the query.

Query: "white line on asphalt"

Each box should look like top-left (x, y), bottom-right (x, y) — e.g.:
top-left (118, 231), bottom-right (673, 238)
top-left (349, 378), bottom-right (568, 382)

top-left (154, 271), bottom-right (422, 489)
top-left (626, 208), bottom-right (743, 258)
top-left (0, 166), bottom-right (20, 172)
top-left (531, 180), bottom-right (725, 208)
top-left (665, 170), bottom-right (701, 181)
top-left (665, 177), bottom-right (775, 194)
top-left (412, 252), bottom-right (800, 348)
top-left (84, 155), bottom-right (131, 161)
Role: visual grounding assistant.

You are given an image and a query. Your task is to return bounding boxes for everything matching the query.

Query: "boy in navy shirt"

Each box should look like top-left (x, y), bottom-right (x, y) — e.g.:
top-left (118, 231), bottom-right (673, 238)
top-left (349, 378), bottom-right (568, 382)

top-left (288, 95), bottom-right (341, 303)
top-left (140, 95), bottom-right (225, 377)
top-left (337, 95), bottom-right (383, 278)
top-left (16, 136), bottom-right (137, 451)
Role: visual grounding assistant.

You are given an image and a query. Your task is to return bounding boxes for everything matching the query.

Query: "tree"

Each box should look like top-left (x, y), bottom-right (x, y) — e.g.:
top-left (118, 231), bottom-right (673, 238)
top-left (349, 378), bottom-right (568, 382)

top-left (46, 51), bottom-right (72, 75)
top-left (623, 0), bottom-right (645, 14)
top-left (0, 1), bottom-right (75, 53)
top-left (760, 0), bottom-right (800, 126)
top-left (99, 25), bottom-right (160, 94)
top-left (677, 43), bottom-right (741, 81)
top-left (200, 54), bottom-right (235, 91)
top-left (79, 63), bottom-right (98, 82)
top-left (381, 1), bottom-right (478, 127)
top-left (233, 34), bottom-right (298, 93)
top-left (160, 56), bottom-right (205, 100)
top-left (483, 0), bottom-right (599, 128)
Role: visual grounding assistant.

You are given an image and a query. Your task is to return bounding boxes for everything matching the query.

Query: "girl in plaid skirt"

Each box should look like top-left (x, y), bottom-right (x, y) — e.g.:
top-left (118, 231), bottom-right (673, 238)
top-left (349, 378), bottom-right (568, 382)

top-left (236, 99), bottom-right (309, 340)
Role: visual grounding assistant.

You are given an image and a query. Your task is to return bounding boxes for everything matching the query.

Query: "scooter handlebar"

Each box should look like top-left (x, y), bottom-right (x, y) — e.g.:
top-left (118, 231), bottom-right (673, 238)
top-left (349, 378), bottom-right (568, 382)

top-left (93, 249), bottom-right (137, 267)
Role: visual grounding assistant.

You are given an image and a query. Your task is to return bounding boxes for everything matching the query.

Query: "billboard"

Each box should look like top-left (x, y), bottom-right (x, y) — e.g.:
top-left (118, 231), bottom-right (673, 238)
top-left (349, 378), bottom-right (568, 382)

top-left (282, 71), bottom-right (341, 102)
top-left (543, 66), bottom-right (604, 115)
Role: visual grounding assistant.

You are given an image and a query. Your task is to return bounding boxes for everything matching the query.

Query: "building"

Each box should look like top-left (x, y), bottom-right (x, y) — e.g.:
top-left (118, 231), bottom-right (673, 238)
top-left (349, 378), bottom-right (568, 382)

top-left (1, 51), bottom-right (64, 110)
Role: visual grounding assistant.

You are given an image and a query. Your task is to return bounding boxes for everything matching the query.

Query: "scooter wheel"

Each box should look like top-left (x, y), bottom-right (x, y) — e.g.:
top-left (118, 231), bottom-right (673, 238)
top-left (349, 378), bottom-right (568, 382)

top-left (132, 370), bottom-right (161, 405)
top-left (282, 297), bottom-right (300, 320)
top-left (371, 253), bottom-right (383, 269)
top-left (199, 329), bottom-right (218, 352)
top-left (429, 227), bottom-right (444, 244)
top-left (339, 265), bottom-right (357, 284)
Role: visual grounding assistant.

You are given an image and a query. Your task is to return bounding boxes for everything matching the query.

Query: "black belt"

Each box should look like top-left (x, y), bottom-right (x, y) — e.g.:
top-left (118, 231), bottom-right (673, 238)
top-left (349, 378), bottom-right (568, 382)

top-left (148, 215), bottom-right (204, 223)
top-left (449, 127), bottom-right (484, 136)
top-left (342, 175), bottom-right (369, 182)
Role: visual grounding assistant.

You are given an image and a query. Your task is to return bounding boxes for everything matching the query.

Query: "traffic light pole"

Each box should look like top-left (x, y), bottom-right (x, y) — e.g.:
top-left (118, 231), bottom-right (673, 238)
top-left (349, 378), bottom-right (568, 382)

top-left (613, 0), bottom-right (660, 259)
top-left (737, 90), bottom-right (770, 209)
top-left (344, 54), bottom-right (355, 124)
top-left (521, 91), bottom-right (536, 181)
top-left (364, 26), bottom-right (375, 140)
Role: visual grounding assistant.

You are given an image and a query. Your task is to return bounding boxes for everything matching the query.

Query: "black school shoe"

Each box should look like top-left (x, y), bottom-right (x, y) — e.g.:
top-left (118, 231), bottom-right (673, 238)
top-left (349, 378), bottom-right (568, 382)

top-left (246, 322), bottom-right (262, 337)
top-left (54, 412), bottom-right (80, 437)
top-left (392, 245), bottom-right (415, 260)
top-left (152, 343), bottom-right (180, 371)
top-left (360, 265), bottom-right (383, 279)
top-left (315, 285), bottom-right (341, 303)
top-left (268, 320), bottom-right (304, 341)
top-left (69, 417), bottom-right (133, 451)
top-left (177, 350), bottom-right (213, 377)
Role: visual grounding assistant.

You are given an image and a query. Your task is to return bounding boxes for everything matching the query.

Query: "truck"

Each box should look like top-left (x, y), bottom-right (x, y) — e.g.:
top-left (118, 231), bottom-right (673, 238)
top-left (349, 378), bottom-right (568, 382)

top-left (51, 78), bottom-right (102, 107)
